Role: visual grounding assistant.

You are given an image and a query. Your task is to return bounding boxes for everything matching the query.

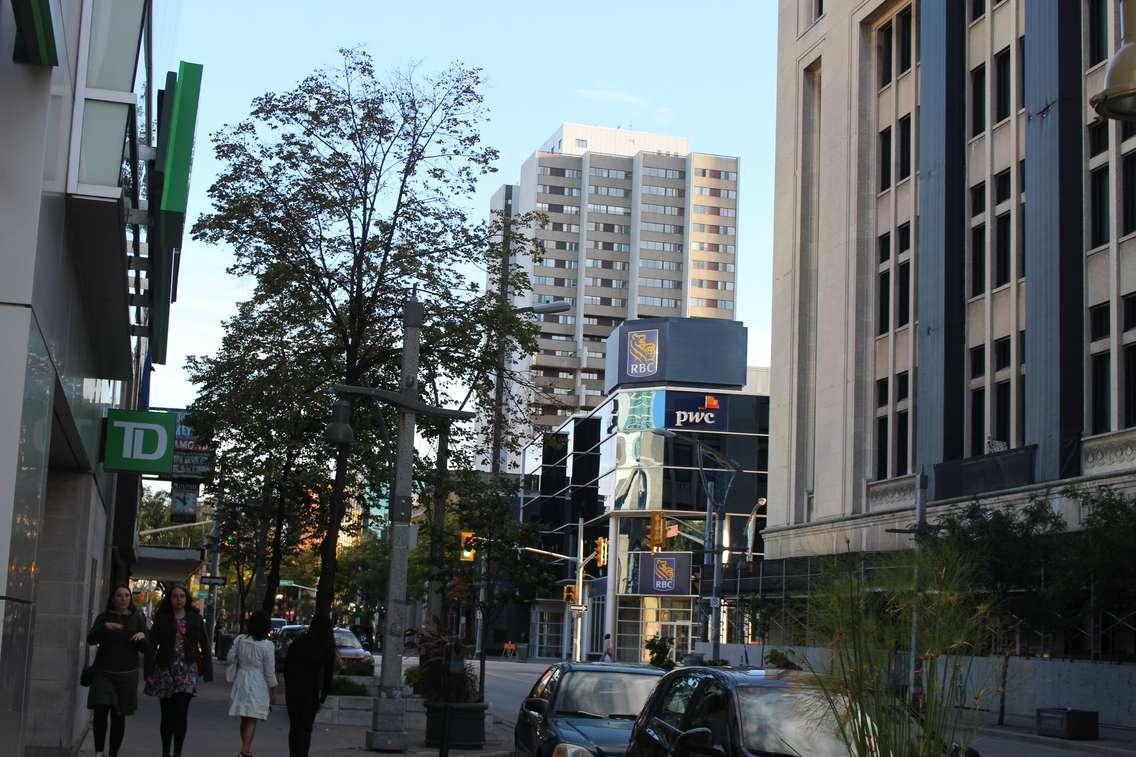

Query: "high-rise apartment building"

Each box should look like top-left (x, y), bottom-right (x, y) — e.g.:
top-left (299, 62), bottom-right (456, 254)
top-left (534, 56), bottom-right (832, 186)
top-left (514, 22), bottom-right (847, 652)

top-left (769, 0), bottom-right (1136, 558)
top-left (493, 124), bottom-right (740, 440)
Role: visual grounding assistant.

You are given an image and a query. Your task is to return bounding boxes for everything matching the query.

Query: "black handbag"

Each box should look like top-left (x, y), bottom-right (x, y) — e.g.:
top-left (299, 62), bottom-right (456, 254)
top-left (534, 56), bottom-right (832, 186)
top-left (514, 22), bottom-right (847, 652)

top-left (80, 664), bottom-right (96, 687)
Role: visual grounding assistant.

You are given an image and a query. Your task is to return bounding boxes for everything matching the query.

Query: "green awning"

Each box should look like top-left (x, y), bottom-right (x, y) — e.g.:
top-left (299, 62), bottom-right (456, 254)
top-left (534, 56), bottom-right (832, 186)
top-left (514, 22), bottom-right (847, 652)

top-left (11, 0), bottom-right (59, 66)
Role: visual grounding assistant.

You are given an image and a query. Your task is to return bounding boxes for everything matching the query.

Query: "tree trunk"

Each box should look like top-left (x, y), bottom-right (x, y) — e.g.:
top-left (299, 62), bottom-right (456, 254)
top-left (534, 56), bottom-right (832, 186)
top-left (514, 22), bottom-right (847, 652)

top-left (996, 652), bottom-right (1010, 725)
top-left (261, 459), bottom-right (296, 616)
top-left (315, 443), bottom-right (351, 616)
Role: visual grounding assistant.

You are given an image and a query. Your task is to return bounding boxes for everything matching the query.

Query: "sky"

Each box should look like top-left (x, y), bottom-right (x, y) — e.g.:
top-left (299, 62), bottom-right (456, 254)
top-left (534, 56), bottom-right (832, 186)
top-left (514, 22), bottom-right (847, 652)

top-left (148, 0), bottom-right (780, 410)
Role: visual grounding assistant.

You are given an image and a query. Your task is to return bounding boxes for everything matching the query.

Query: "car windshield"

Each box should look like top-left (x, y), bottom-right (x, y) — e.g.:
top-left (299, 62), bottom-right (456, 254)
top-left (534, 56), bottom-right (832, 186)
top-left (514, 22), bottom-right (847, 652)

top-left (335, 630), bottom-right (362, 649)
top-left (554, 671), bottom-right (659, 718)
top-left (736, 687), bottom-right (846, 757)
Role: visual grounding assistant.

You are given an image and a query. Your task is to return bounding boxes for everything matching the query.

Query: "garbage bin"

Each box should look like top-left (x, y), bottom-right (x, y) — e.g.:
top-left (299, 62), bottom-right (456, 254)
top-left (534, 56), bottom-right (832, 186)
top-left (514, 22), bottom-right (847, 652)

top-left (516, 643), bottom-right (529, 661)
top-left (1036, 708), bottom-right (1099, 740)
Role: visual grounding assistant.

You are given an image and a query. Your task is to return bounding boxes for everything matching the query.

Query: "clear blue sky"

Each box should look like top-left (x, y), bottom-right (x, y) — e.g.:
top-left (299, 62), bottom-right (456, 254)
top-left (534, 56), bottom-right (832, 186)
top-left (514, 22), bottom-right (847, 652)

top-left (149, 0), bottom-right (779, 409)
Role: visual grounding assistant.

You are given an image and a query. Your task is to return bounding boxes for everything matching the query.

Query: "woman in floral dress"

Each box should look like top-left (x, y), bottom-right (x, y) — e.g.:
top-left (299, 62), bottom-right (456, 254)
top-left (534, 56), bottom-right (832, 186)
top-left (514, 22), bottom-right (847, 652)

top-left (146, 584), bottom-right (213, 757)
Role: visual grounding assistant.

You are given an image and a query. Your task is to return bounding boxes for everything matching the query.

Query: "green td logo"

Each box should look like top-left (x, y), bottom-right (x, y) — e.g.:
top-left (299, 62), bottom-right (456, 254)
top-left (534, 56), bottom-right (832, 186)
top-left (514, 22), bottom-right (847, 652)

top-left (104, 410), bottom-right (176, 474)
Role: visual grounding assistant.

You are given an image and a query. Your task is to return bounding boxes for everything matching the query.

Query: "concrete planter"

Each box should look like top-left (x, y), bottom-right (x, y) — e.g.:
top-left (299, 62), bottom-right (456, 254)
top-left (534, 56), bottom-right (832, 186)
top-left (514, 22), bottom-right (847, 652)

top-left (314, 694), bottom-right (374, 726)
top-left (424, 702), bottom-right (488, 749)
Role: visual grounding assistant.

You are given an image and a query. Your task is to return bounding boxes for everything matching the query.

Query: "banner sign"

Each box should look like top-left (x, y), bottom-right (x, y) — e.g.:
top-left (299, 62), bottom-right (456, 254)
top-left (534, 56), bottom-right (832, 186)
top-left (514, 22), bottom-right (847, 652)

top-left (151, 408), bottom-right (211, 480)
top-left (635, 552), bottom-right (693, 596)
top-left (170, 481), bottom-right (200, 523)
top-left (665, 391), bottom-right (726, 431)
top-left (103, 410), bottom-right (176, 474)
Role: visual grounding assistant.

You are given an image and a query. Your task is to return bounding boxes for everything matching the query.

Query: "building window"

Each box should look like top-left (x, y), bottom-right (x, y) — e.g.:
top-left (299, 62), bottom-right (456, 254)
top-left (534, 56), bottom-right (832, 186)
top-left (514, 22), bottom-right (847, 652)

top-left (896, 370), bottom-right (910, 401)
top-left (994, 381), bottom-right (1011, 445)
top-left (898, 222), bottom-right (911, 253)
top-left (1090, 121), bottom-right (1109, 157)
top-left (1126, 345), bottom-right (1136, 428)
top-left (971, 344), bottom-right (986, 378)
top-left (1092, 351), bottom-right (1111, 434)
top-left (994, 336), bottom-right (1011, 371)
top-left (1088, 0), bottom-right (1109, 68)
top-left (895, 410), bottom-right (909, 476)
top-left (879, 127), bottom-right (892, 190)
top-left (897, 261), bottom-right (910, 327)
top-left (879, 231), bottom-right (891, 263)
top-left (576, 138), bottom-right (588, 149)
top-left (1018, 378), bottom-right (1026, 443)
top-left (971, 0), bottom-right (984, 22)
top-left (995, 47), bottom-right (1012, 122)
top-left (898, 7), bottom-right (913, 74)
top-left (971, 387), bottom-right (985, 456)
top-left (879, 21), bottom-right (894, 89)
top-left (877, 415), bottom-right (889, 479)
top-left (815, 0), bottom-right (824, 19)
top-left (1125, 118), bottom-right (1136, 142)
top-left (971, 181), bottom-right (986, 216)
top-left (1019, 329), bottom-right (1026, 366)
top-left (898, 114), bottom-right (912, 180)
top-left (1124, 152), bottom-right (1136, 236)
top-left (1091, 166), bottom-right (1111, 248)
top-left (971, 223), bottom-right (986, 297)
top-left (877, 377), bottom-right (889, 407)
top-left (1124, 292), bottom-right (1136, 331)
top-left (878, 270), bottom-right (890, 335)
top-left (995, 213), bottom-right (1011, 287)
top-left (994, 169), bottom-right (1011, 204)
top-left (971, 64), bottom-right (986, 137)
top-left (1017, 36), bottom-right (1026, 110)
top-left (1090, 302), bottom-right (1111, 341)
top-left (1018, 202), bottom-right (1026, 278)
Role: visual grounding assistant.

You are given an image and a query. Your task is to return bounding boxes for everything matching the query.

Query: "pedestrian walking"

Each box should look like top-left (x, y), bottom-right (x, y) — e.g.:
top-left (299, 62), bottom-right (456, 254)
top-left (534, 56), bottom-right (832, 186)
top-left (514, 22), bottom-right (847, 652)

top-left (85, 584), bottom-right (149, 757)
top-left (146, 583), bottom-right (213, 757)
top-left (283, 614), bottom-right (336, 757)
top-left (228, 609), bottom-right (278, 757)
top-left (602, 633), bottom-right (615, 662)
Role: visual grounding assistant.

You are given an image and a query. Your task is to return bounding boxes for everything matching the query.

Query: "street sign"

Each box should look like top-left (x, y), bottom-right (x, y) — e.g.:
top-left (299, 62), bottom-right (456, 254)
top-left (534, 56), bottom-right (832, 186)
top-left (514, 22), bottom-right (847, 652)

top-left (199, 575), bottom-right (227, 586)
top-left (569, 604), bottom-right (588, 614)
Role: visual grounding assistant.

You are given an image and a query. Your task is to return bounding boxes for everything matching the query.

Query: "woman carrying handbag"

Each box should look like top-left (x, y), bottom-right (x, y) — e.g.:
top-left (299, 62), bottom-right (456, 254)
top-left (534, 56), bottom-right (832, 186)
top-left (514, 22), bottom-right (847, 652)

top-left (227, 610), bottom-right (278, 757)
top-left (85, 584), bottom-right (149, 757)
top-left (146, 583), bottom-right (213, 757)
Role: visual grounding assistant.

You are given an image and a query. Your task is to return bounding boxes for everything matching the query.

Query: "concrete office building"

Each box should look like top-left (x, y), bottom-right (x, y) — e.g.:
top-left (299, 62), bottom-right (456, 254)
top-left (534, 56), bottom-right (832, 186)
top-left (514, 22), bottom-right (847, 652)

top-left (491, 124), bottom-right (740, 452)
top-left (518, 318), bottom-right (768, 662)
top-left (769, 0), bottom-right (1136, 564)
top-left (0, 1), bottom-right (201, 752)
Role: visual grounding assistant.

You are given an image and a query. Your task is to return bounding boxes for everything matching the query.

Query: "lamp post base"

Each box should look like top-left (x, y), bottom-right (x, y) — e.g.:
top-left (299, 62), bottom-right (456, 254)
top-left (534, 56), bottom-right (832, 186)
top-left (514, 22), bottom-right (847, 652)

top-left (367, 689), bottom-right (408, 752)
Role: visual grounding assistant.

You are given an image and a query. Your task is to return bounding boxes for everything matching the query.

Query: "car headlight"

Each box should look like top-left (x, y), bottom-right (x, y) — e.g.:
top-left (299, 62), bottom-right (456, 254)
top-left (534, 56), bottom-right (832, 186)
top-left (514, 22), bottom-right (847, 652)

top-left (552, 744), bottom-right (593, 757)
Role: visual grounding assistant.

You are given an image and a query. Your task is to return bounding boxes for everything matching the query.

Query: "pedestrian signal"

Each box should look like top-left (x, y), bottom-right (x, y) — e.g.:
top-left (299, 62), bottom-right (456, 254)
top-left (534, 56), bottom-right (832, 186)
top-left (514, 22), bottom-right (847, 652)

top-left (562, 585), bottom-right (577, 603)
top-left (460, 531), bottom-right (476, 561)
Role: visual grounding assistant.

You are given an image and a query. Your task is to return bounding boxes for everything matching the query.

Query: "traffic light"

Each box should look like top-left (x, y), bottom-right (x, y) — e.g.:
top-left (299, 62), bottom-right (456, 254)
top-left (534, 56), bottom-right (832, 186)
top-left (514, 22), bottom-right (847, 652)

top-left (648, 512), bottom-right (665, 551)
top-left (594, 536), bottom-right (609, 568)
top-left (562, 585), bottom-right (577, 603)
top-left (460, 531), bottom-right (476, 561)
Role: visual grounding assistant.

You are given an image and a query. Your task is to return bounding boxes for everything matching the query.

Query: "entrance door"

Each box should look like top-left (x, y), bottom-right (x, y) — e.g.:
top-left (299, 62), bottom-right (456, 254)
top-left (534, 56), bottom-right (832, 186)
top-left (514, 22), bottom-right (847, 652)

top-left (661, 622), bottom-right (692, 661)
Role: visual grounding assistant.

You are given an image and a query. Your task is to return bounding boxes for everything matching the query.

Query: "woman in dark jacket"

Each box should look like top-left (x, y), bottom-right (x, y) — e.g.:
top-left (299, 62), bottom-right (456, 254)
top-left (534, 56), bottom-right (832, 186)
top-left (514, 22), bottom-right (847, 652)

top-left (145, 583), bottom-right (213, 757)
top-left (86, 584), bottom-right (149, 757)
top-left (283, 614), bottom-right (337, 757)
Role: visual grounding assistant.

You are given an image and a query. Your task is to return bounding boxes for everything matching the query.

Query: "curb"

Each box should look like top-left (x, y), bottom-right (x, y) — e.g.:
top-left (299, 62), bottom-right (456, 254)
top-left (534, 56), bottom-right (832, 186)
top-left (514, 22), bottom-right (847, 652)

top-left (977, 727), bottom-right (1136, 756)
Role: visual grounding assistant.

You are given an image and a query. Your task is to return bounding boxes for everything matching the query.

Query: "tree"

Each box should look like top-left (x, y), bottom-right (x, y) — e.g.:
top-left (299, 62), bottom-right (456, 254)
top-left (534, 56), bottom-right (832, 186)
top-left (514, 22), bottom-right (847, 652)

top-left (335, 531), bottom-right (389, 625)
top-left (191, 49), bottom-right (542, 616)
top-left (137, 487), bottom-right (207, 547)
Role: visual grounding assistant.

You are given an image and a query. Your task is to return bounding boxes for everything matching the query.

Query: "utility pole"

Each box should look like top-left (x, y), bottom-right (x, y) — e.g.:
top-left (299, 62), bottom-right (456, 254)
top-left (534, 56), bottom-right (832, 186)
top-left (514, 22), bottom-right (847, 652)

top-left (908, 467), bottom-right (927, 708)
top-left (428, 422), bottom-right (451, 631)
top-left (708, 480), bottom-right (724, 664)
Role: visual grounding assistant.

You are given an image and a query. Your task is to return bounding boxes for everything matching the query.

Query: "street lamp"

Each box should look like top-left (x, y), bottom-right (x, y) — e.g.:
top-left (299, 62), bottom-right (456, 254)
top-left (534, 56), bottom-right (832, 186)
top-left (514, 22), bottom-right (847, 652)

top-left (1092, 0), bottom-right (1136, 120)
top-left (516, 300), bottom-right (572, 315)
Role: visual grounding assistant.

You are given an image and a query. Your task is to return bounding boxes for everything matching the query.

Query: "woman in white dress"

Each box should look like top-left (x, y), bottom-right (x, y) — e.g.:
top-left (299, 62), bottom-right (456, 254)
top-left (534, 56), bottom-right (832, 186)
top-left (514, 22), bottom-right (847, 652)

top-left (227, 610), bottom-right (277, 757)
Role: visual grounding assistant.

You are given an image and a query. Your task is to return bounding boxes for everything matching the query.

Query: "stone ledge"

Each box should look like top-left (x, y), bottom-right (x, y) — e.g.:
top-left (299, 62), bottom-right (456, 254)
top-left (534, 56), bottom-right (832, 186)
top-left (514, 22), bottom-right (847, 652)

top-left (1082, 428), bottom-right (1136, 476)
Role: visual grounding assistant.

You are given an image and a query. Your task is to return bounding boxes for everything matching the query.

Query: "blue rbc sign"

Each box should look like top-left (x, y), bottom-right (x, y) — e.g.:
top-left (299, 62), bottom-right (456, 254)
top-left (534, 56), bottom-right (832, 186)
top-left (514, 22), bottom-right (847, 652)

top-left (626, 329), bottom-right (659, 377)
top-left (636, 552), bottom-right (692, 596)
top-left (652, 557), bottom-right (677, 592)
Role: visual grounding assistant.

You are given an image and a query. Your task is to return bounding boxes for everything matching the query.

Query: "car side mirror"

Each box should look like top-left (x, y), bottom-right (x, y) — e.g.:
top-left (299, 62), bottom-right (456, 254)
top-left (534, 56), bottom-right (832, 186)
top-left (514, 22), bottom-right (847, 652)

top-left (523, 697), bottom-right (548, 717)
top-left (674, 727), bottom-right (719, 755)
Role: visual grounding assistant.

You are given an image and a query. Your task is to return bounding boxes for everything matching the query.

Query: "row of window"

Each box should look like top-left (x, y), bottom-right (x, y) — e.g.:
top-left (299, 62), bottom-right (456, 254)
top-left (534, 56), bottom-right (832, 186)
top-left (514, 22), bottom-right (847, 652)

top-left (642, 221), bottom-right (684, 234)
top-left (643, 185), bottom-right (684, 197)
top-left (969, 381), bottom-right (1024, 457)
top-left (549, 222), bottom-right (579, 233)
top-left (549, 240), bottom-right (578, 251)
top-left (876, 370), bottom-right (911, 407)
top-left (642, 166), bottom-right (684, 179)
top-left (877, 6), bottom-right (914, 90)
top-left (876, 410), bottom-right (911, 479)
top-left (643, 202), bottom-right (683, 216)
top-left (591, 184), bottom-right (628, 197)
top-left (969, 162), bottom-right (1023, 217)
top-left (584, 277), bottom-right (626, 288)
top-left (878, 114), bottom-right (912, 190)
top-left (587, 259), bottom-right (629, 270)
top-left (692, 242), bottom-right (736, 253)
top-left (693, 186), bottom-right (736, 198)
top-left (534, 293), bottom-right (574, 306)
top-left (591, 241), bottom-right (630, 252)
top-left (543, 257), bottom-right (577, 269)
top-left (537, 166), bottom-right (581, 178)
top-left (970, 39), bottom-right (1024, 138)
top-left (693, 260), bottom-right (736, 272)
top-left (692, 279), bottom-right (734, 291)
top-left (878, 222), bottom-right (912, 263)
top-left (1088, 154), bottom-right (1136, 249)
top-left (590, 167), bottom-right (629, 179)
top-left (694, 205), bottom-right (736, 217)
top-left (543, 314), bottom-right (624, 327)
top-left (583, 295), bottom-right (625, 307)
top-left (969, 212), bottom-right (1024, 296)
top-left (533, 275), bottom-right (576, 287)
top-left (539, 184), bottom-right (581, 197)
top-left (642, 240), bottom-right (682, 252)
top-left (638, 296), bottom-right (680, 308)
top-left (695, 168), bottom-right (737, 181)
top-left (1088, 294), bottom-right (1136, 342)
top-left (876, 262), bottom-right (911, 335)
top-left (537, 202), bottom-right (580, 215)
top-left (641, 259), bottom-right (682, 271)
top-left (641, 278), bottom-right (682, 289)
top-left (588, 203), bottom-right (629, 215)
top-left (692, 223), bottom-right (736, 235)
top-left (1087, 118), bottom-right (1136, 157)
top-left (969, 332), bottom-right (1023, 379)
top-left (590, 222), bottom-right (629, 234)
top-left (689, 297), bottom-right (734, 310)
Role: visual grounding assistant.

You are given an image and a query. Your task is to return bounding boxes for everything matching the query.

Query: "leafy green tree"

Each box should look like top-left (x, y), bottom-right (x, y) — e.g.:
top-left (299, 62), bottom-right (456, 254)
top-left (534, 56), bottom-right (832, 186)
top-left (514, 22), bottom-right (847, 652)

top-left (137, 487), bottom-right (203, 547)
top-left (335, 531), bottom-right (389, 624)
top-left (191, 49), bottom-right (543, 616)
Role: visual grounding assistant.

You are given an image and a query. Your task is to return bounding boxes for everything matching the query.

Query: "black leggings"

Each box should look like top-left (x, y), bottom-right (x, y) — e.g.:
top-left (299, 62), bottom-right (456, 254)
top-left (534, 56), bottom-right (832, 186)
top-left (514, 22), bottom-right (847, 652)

top-left (288, 701), bottom-right (320, 757)
top-left (159, 693), bottom-right (193, 755)
top-left (92, 705), bottom-right (125, 755)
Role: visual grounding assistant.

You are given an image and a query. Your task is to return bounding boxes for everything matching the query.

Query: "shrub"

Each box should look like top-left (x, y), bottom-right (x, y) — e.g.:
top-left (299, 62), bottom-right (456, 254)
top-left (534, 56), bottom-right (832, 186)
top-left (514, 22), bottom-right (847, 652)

top-left (764, 648), bottom-right (801, 670)
top-left (644, 635), bottom-right (673, 668)
top-left (336, 656), bottom-right (376, 677)
top-left (328, 676), bottom-right (369, 696)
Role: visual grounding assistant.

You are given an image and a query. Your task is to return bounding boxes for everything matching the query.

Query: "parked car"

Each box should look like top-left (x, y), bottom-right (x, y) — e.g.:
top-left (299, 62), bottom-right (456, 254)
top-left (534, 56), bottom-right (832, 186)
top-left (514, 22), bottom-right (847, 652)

top-left (514, 662), bottom-right (665, 757)
top-left (272, 624), bottom-right (308, 671)
top-left (627, 667), bottom-right (849, 757)
top-left (334, 627), bottom-right (375, 674)
top-left (270, 617), bottom-right (288, 635)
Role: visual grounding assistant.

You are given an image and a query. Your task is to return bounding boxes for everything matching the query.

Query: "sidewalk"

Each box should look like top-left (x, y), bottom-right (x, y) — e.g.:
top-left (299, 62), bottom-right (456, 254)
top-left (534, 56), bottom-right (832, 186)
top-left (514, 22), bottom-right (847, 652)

top-left (973, 712), bottom-right (1136, 756)
top-left (77, 660), bottom-right (514, 756)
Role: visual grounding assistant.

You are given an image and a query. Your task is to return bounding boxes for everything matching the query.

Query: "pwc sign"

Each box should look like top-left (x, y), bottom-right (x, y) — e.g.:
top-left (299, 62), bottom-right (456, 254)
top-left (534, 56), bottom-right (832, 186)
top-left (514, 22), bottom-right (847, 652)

top-left (667, 392), bottom-right (726, 430)
top-left (103, 410), bottom-right (176, 474)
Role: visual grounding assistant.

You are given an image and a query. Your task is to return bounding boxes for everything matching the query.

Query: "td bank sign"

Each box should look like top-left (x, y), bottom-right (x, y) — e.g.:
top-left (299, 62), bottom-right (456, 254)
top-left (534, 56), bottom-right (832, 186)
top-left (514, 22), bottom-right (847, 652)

top-left (103, 410), bottom-right (176, 474)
